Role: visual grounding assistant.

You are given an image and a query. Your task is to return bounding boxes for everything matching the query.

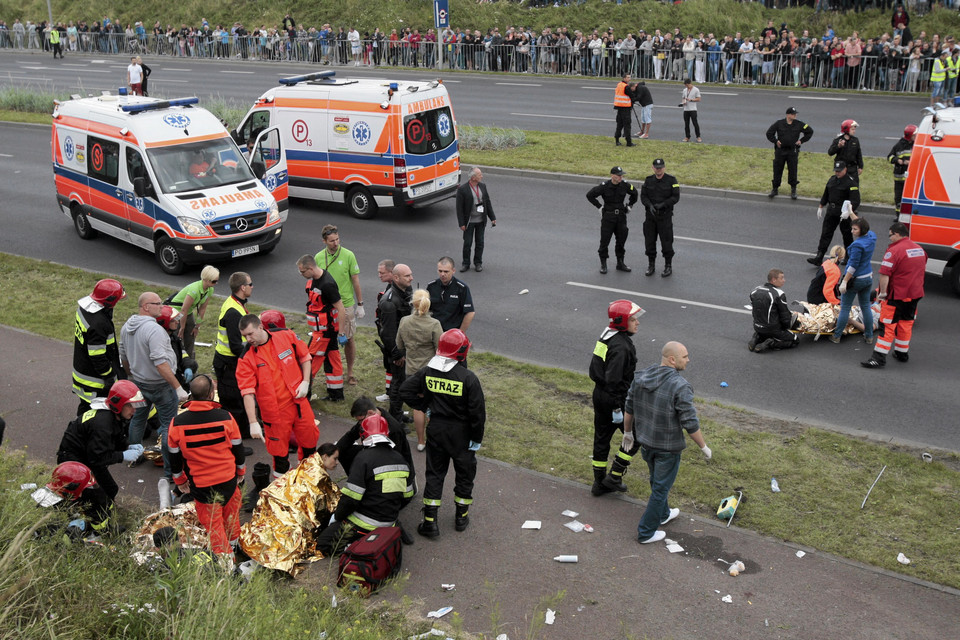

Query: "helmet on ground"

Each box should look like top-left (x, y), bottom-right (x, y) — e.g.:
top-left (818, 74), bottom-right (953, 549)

top-left (903, 124), bottom-right (917, 142)
top-left (47, 461), bottom-right (95, 499)
top-left (156, 305), bottom-right (180, 330)
top-left (105, 380), bottom-right (146, 414)
top-left (608, 299), bottom-right (645, 330)
top-left (260, 309), bottom-right (287, 330)
top-left (840, 119), bottom-right (859, 134)
top-left (360, 414), bottom-right (390, 440)
top-left (90, 279), bottom-right (126, 308)
top-left (436, 329), bottom-right (471, 361)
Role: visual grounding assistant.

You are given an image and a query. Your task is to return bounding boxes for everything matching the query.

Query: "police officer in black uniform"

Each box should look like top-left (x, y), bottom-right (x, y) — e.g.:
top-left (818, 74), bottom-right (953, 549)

top-left (586, 166), bottom-right (639, 274)
top-left (888, 124), bottom-right (916, 216)
top-left (399, 329), bottom-right (485, 538)
top-left (766, 106), bottom-right (814, 200)
top-left (640, 158), bottom-right (681, 277)
top-left (807, 161), bottom-right (861, 265)
top-left (589, 299), bottom-right (644, 496)
top-left (827, 119), bottom-right (863, 184)
top-left (376, 264), bottom-right (413, 422)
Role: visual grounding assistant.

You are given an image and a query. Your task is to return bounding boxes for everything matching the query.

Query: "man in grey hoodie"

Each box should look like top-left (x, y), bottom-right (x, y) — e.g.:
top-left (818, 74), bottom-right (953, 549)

top-left (119, 291), bottom-right (188, 478)
top-left (622, 341), bottom-right (712, 544)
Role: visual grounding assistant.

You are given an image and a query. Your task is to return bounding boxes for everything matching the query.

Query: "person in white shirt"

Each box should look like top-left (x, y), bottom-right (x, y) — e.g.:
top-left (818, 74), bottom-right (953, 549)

top-left (680, 78), bottom-right (701, 142)
top-left (127, 56), bottom-right (143, 95)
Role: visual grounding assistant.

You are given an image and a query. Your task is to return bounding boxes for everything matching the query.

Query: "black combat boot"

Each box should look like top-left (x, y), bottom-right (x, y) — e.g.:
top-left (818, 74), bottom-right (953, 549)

top-left (661, 262), bottom-right (672, 277)
top-left (417, 505), bottom-right (440, 538)
top-left (767, 187), bottom-right (778, 198)
top-left (243, 463), bottom-right (272, 513)
top-left (591, 467), bottom-right (612, 496)
top-left (790, 186), bottom-right (798, 200)
top-left (616, 260), bottom-right (632, 272)
top-left (644, 261), bottom-right (656, 277)
top-left (600, 259), bottom-right (608, 274)
top-left (601, 457), bottom-right (630, 492)
top-left (806, 253), bottom-right (824, 265)
top-left (454, 502), bottom-right (470, 532)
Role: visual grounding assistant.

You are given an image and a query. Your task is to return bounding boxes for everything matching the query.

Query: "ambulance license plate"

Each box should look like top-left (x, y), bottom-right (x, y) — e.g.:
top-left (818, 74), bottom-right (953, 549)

top-left (412, 183), bottom-right (435, 196)
top-left (232, 245), bottom-right (260, 258)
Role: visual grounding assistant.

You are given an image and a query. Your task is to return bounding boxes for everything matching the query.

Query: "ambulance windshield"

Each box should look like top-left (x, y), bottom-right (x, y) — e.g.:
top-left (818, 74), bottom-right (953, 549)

top-left (147, 138), bottom-right (255, 194)
top-left (403, 107), bottom-right (456, 156)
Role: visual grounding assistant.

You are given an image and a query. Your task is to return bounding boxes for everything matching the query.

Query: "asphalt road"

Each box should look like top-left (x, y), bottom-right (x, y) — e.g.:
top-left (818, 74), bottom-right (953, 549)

top-left (3, 121), bottom-right (958, 451)
top-left (0, 49), bottom-right (927, 157)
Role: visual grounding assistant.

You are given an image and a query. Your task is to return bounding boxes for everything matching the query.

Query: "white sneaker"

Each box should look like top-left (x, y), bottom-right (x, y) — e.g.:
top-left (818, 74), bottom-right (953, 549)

top-left (417, 443), bottom-right (426, 452)
top-left (376, 393), bottom-right (390, 402)
top-left (661, 508), bottom-right (680, 525)
top-left (639, 530), bottom-right (666, 544)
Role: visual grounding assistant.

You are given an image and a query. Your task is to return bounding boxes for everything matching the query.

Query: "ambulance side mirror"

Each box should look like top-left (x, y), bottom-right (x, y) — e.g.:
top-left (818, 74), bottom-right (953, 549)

top-left (133, 177), bottom-right (147, 198)
top-left (251, 161), bottom-right (266, 180)
top-left (231, 129), bottom-right (242, 145)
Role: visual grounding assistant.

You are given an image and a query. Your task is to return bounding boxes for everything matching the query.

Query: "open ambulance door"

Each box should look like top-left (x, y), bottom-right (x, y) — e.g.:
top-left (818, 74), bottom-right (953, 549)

top-left (250, 126), bottom-right (288, 210)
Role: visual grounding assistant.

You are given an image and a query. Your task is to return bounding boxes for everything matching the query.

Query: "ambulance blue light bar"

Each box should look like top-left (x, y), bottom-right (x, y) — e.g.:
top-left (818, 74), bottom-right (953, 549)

top-left (279, 71), bottom-right (336, 85)
top-left (121, 97), bottom-right (200, 114)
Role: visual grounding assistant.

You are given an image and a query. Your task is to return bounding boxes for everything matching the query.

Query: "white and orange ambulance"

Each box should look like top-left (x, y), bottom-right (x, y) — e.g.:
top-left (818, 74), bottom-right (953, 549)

top-left (53, 93), bottom-right (288, 274)
top-left (899, 105), bottom-right (960, 295)
top-left (233, 71), bottom-right (460, 219)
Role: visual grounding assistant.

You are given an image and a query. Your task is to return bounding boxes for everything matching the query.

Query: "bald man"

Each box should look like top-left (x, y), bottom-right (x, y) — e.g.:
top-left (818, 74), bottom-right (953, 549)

top-left (622, 341), bottom-right (711, 544)
top-left (377, 263), bottom-right (414, 422)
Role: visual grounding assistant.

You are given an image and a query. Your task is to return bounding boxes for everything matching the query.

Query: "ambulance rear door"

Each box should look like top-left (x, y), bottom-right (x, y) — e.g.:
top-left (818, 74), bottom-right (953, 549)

top-left (400, 101), bottom-right (459, 203)
top-left (249, 126), bottom-right (289, 211)
top-left (907, 145), bottom-right (960, 285)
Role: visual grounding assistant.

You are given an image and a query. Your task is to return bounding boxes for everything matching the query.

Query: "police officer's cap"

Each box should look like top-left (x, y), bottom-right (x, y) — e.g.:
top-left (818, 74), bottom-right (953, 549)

top-left (833, 160), bottom-right (845, 172)
top-left (610, 166), bottom-right (625, 176)
top-left (785, 106), bottom-right (798, 115)
top-left (652, 158), bottom-right (665, 168)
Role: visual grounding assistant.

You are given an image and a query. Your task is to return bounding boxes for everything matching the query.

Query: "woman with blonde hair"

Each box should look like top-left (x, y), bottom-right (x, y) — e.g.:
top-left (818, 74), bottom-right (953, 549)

top-left (167, 265), bottom-right (219, 358)
top-left (396, 289), bottom-right (442, 451)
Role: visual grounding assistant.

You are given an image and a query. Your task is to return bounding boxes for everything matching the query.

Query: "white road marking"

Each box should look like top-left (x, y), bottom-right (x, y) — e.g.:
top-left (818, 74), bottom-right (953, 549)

top-left (162, 68), bottom-right (192, 72)
top-left (153, 79), bottom-right (190, 83)
top-left (674, 235), bottom-right (812, 257)
top-left (221, 70), bottom-right (256, 74)
top-left (883, 136), bottom-right (900, 140)
top-left (567, 282), bottom-right (751, 315)
top-left (570, 100), bottom-right (608, 105)
top-left (61, 63), bottom-right (88, 67)
top-left (496, 82), bottom-right (542, 87)
top-left (787, 95), bottom-right (847, 101)
top-left (0, 153), bottom-right (13, 158)
top-left (83, 69), bottom-right (112, 73)
top-left (90, 60), bottom-right (108, 64)
top-left (20, 66), bottom-right (48, 70)
top-left (700, 92), bottom-right (738, 96)
top-left (654, 105), bottom-right (682, 109)
top-left (511, 112), bottom-right (609, 122)
top-left (581, 86), bottom-right (613, 90)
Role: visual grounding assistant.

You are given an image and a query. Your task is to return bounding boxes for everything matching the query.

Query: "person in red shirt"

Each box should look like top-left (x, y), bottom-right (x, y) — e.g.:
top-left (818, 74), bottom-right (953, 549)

top-left (297, 254), bottom-right (347, 402)
top-left (862, 222), bottom-right (927, 369)
top-left (236, 314), bottom-right (318, 478)
top-left (168, 374), bottom-right (245, 559)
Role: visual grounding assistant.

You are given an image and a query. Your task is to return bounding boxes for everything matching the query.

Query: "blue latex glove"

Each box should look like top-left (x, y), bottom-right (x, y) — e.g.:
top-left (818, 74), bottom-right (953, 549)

top-left (612, 409), bottom-right (624, 424)
top-left (468, 441), bottom-right (481, 451)
top-left (67, 518), bottom-right (86, 531)
top-left (338, 335), bottom-right (349, 345)
top-left (121, 444), bottom-right (144, 463)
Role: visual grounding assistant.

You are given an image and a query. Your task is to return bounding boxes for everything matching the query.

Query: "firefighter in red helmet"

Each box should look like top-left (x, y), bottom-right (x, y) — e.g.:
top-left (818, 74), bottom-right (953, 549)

top-left (588, 300), bottom-right (645, 496)
top-left (828, 119), bottom-right (863, 183)
top-left (260, 309), bottom-right (287, 331)
top-left (56, 380), bottom-right (146, 528)
top-left (72, 278), bottom-right (127, 415)
top-left (887, 124), bottom-right (916, 216)
top-left (38, 461), bottom-right (112, 534)
top-left (400, 329), bottom-right (486, 537)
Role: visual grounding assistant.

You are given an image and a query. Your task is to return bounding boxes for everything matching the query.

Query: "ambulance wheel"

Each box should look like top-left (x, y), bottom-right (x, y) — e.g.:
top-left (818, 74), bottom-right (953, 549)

top-left (347, 187), bottom-right (378, 220)
top-left (71, 204), bottom-right (97, 240)
top-left (155, 237), bottom-right (185, 275)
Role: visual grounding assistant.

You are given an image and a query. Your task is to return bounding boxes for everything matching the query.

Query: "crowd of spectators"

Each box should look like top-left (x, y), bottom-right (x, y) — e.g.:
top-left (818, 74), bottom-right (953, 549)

top-left (0, 3), bottom-right (956, 94)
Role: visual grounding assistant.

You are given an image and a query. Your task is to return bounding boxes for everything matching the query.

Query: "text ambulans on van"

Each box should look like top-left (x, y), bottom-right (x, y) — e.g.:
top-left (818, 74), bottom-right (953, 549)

top-left (899, 105), bottom-right (960, 295)
top-left (233, 71), bottom-right (460, 219)
top-left (53, 93), bottom-right (288, 274)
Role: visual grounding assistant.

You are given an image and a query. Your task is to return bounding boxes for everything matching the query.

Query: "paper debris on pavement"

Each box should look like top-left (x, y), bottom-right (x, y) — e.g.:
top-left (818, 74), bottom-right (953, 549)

top-left (796, 550), bottom-right (806, 558)
top-left (563, 520), bottom-right (585, 532)
top-left (666, 542), bottom-right (684, 553)
top-left (518, 289), bottom-right (529, 295)
top-left (897, 552), bottom-right (911, 565)
top-left (721, 595), bottom-right (733, 603)
top-left (561, 510), bottom-right (579, 518)
top-left (544, 609), bottom-right (556, 625)
top-left (521, 520), bottom-right (541, 530)
top-left (441, 583), bottom-right (456, 591)
top-left (582, 524), bottom-right (594, 533)
top-left (427, 606), bottom-right (453, 619)
top-left (410, 630), bottom-right (453, 640)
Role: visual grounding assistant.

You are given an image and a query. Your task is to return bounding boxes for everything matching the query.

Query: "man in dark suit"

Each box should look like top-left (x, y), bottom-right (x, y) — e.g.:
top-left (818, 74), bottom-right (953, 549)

top-left (456, 167), bottom-right (497, 273)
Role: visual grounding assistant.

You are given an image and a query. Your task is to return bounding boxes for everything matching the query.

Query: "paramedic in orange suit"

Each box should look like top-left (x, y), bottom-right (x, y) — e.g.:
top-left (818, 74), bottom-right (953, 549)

top-left (236, 314), bottom-right (319, 479)
top-left (168, 374), bottom-right (246, 559)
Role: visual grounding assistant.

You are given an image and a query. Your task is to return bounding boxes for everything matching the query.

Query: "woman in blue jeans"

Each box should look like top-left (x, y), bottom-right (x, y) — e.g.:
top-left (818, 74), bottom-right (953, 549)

top-left (831, 217), bottom-right (876, 344)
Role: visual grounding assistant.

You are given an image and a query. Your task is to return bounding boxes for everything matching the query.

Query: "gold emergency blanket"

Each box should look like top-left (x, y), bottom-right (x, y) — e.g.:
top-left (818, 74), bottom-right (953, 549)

top-left (238, 453), bottom-right (341, 576)
top-left (793, 301), bottom-right (861, 336)
top-left (130, 502), bottom-right (208, 565)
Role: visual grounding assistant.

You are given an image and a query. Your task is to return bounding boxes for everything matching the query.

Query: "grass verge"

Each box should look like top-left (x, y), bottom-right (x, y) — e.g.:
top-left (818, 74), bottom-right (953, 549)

top-left (1, 252), bottom-right (959, 590)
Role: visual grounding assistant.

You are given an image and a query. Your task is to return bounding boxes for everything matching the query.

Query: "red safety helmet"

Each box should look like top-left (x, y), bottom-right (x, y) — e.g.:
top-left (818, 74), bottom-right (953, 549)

top-left (840, 119), bottom-right (859, 134)
top-left (260, 309), bottom-right (287, 330)
top-left (608, 299), bottom-right (645, 330)
top-left (90, 279), bottom-right (126, 308)
top-left (436, 329), bottom-right (471, 361)
top-left (156, 305), bottom-right (181, 330)
top-left (903, 124), bottom-right (917, 142)
top-left (105, 380), bottom-right (146, 414)
top-left (47, 461), bottom-right (96, 499)
top-left (360, 414), bottom-right (390, 439)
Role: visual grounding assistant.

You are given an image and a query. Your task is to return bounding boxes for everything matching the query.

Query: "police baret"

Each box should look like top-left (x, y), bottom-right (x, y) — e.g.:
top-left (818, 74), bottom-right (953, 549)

top-left (833, 160), bottom-right (845, 171)
top-left (786, 106), bottom-right (798, 115)
top-left (610, 166), bottom-right (625, 176)
top-left (652, 158), bottom-right (665, 168)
